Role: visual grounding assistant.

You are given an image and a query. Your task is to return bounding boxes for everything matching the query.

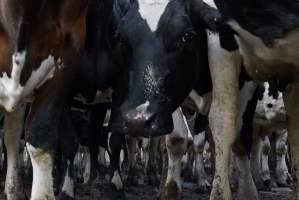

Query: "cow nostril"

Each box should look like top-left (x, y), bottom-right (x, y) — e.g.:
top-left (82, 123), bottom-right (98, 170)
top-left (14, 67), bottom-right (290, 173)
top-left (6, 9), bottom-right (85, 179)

top-left (267, 103), bottom-right (273, 108)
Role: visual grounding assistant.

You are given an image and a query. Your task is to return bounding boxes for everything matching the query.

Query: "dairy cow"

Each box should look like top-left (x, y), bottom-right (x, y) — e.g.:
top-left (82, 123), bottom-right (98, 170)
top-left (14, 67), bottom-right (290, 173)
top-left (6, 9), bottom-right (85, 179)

top-left (199, 0), bottom-right (299, 199)
top-left (0, 1), bottom-right (89, 200)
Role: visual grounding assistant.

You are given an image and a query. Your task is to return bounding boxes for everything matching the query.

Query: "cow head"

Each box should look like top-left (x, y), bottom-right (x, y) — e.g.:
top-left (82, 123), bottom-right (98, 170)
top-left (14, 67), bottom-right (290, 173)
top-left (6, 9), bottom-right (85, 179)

top-left (0, 0), bottom-right (88, 111)
top-left (110, 0), bottom-right (221, 137)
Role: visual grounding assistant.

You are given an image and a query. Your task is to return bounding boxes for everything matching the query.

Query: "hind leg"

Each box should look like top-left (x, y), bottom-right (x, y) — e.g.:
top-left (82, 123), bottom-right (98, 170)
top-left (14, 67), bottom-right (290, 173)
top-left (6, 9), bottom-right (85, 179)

top-left (108, 131), bottom-right (126, 200)
top-left (283, 83), bottom-right (299, 199)
top-left (275, 130), bottom-right (292, 187)
top-left (160, 108), bottom-right (188, 200)
top-left (194, 132), bottom-right (211, 193)
top-left (58, 111), bottom-right (79, 200)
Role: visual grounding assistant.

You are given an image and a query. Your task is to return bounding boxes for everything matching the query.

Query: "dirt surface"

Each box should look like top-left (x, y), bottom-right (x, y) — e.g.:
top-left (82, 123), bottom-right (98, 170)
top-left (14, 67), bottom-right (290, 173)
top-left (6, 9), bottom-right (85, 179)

top-left (0, 176), bottom-right (291, 200)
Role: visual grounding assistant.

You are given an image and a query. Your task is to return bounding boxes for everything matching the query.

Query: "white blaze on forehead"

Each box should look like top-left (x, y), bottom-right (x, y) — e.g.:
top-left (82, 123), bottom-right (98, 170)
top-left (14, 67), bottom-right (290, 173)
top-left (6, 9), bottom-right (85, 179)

top-left (138, 0), bottom-right (170, 32)
top-left (203, 0), bottom-right (217, 9)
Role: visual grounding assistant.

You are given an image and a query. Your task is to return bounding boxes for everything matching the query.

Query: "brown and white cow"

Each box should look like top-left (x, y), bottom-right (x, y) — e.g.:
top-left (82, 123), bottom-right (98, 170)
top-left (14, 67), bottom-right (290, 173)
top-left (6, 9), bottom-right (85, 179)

top-left (0, 1), bottom-right (89, 199)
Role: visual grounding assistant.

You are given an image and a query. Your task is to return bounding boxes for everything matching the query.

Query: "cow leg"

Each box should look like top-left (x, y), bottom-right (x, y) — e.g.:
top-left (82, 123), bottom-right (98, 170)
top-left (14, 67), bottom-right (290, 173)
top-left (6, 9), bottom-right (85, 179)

top-left (58, 111), bottom-right (78, 200)
top-left (108, 132), bottom-right (126, 200)
top-left (275, 130), bottom-right (291, 187)
top-left (4, 104), bottom-right (26, 200)
top-left (26, 68), bottom-right (73, 200)
top-left (260, 136), bottom-right (271, 190)
top-left (82, 147), bottom-right (91, 184)
top-left (146, 138), bottom-right (160, 186)
top-left (59, 159), bottom-right (76, 200)
top-left (98, 146), bottom-right (107, 171)
top-left (232, 143), bottom-right (258, 200)
top-left (87, 145), bottom-right (99, 184)
top-left (208, 31), bottom-right (241, 200)
top-left (125, 136), bottom-right (139, 186)
top-left (251, 129), bottom-right (264, 189)
top-left (27, 143), bottom-right (55, 200)
top-left (194, 131), bottom-right (211, 193)
top-left (283, 83), bottom-right (299, 199)
top-left (160, 108), bottom-right (188, 200)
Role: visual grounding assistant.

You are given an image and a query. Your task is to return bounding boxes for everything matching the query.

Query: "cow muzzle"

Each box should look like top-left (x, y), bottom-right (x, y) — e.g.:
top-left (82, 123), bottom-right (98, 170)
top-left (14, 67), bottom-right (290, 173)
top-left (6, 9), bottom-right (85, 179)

top-left (122, 109), bottom-right (173, 138)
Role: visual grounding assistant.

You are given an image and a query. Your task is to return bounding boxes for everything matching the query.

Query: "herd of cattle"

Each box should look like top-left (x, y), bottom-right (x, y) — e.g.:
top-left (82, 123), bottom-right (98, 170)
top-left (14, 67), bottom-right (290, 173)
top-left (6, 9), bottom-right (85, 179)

top-left (0, 0), bottom-right (298, 199)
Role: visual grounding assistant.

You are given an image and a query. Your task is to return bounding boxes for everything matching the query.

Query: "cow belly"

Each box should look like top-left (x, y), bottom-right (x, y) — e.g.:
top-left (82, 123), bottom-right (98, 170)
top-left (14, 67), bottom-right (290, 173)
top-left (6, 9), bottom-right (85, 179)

top-left (229, 20), bottom-right (299, 81)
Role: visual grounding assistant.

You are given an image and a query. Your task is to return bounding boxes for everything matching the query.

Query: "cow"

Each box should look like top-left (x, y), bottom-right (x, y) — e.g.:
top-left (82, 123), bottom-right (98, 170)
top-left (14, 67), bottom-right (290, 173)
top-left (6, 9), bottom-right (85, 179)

top-left (105, 0), bottom-right (221, 138)
top-left (200, 0), bottom-right (299, 199)
top-left (0, 1), bottom-right (89, 199)
top-left (60, 0), bottom-right (222, 199)
top-left (252, 82), bottom-right (291, 189)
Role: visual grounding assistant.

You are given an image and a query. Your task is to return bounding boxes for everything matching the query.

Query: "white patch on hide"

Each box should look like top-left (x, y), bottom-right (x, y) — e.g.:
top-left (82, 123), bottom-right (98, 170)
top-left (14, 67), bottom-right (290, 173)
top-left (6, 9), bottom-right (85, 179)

top-left (138, 0), bottom-right (169, 32)
top-left (22, 55), bottom-right (56, 97)
top-left (0, 51), bottom-right (26, 112)
top-left (0, 52), bottom-right (57, 112)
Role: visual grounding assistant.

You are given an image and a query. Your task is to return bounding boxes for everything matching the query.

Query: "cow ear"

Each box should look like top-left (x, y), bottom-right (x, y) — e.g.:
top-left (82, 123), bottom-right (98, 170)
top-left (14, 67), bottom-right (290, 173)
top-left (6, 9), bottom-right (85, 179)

top-left (113, 0), bottom-right (131, 22)
top-left (187, 0), bottom-right (223, 31)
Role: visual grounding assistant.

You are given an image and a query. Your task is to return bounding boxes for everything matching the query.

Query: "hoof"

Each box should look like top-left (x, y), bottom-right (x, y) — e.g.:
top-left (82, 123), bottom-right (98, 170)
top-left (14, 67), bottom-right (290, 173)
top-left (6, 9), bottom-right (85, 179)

top-left (182, 169), bottom-right (193, 182)
top-left (160, 180), bottom-right (181, 200)
top-left (5, 184), bottom-right (28, 200)
top-left (126, 175), bottom-right (139, 187)
top-left (109, 184), bottom-right (127, 200)
top-left (58, 192), bottom-right (75, 200)
top-left (195, 181), bottom-right (211, 194)
top-left (5, 194), bottom-right (28, 200)
top-left (260, 179), bottom-right (272, 191)
top-left (147, 175), bottom-right (160, 186)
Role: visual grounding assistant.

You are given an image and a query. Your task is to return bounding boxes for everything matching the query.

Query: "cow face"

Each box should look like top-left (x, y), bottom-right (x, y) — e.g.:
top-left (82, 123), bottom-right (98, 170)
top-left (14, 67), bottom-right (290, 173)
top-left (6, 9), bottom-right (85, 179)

top-left (0, 0), bottom-right (88, 111)
top-left (110, 0), bottom-right (219, 137)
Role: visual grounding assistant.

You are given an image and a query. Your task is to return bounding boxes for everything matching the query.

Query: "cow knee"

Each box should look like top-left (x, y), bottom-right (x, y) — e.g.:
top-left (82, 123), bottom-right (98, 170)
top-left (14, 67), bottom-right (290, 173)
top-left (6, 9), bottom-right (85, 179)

top-left (166, 136), bottom-right (187, 155)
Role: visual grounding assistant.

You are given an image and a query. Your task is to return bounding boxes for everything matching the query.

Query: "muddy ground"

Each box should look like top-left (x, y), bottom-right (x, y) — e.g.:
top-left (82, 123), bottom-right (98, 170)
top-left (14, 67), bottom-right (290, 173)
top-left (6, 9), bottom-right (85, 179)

top-left (0, 175), bottom-right (292, 200)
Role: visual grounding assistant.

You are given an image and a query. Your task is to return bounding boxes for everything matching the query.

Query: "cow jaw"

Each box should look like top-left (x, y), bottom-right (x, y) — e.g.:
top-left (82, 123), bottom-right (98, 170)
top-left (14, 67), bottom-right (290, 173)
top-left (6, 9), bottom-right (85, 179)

top-left (0, 51), bottom-right (56, 112)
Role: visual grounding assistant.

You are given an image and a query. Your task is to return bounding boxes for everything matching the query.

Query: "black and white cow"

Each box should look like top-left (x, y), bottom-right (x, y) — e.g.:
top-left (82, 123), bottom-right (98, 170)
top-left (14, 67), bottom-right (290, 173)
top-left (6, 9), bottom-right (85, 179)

top-left (65, 0), bottom-right (221, 198)
top-left (199, 0), bottom-right (299, 199)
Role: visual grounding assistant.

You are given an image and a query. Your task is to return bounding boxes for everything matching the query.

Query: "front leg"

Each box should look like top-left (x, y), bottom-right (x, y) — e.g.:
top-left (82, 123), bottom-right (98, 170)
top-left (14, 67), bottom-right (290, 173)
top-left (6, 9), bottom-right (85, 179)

top-left (26, 68), bottom-right (73, 200)
top-left (4, 104), bottom-right (26, 200)
top-left (207, 31), bottom-right (241, 200)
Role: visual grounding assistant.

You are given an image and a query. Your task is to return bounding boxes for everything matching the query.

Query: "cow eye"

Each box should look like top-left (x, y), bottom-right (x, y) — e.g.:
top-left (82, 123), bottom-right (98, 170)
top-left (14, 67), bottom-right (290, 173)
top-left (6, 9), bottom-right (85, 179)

top-left (181, 30), bottom-right (197, 43)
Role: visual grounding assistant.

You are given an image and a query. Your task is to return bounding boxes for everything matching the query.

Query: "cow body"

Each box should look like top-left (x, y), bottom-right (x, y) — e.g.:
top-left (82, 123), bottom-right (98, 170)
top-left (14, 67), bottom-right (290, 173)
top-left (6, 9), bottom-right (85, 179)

top-left (0, 1), bottom-right (89, 199)
top-left (201, 0), bottom-right (299, 199)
